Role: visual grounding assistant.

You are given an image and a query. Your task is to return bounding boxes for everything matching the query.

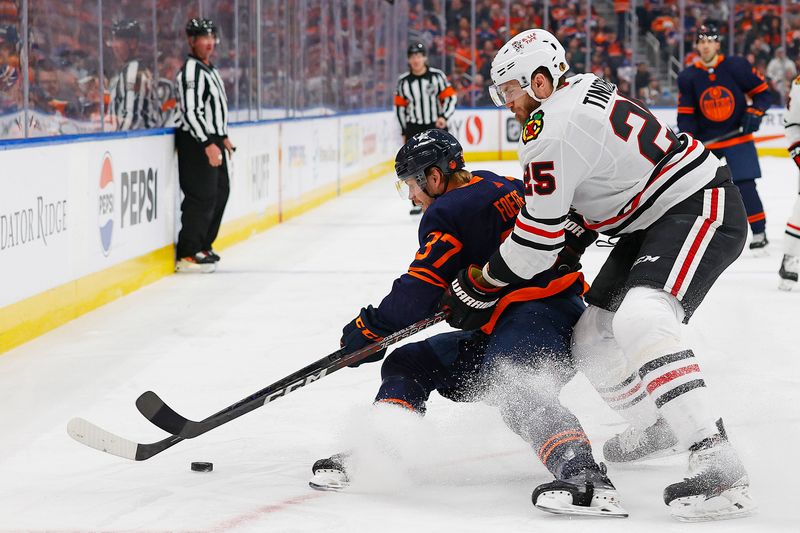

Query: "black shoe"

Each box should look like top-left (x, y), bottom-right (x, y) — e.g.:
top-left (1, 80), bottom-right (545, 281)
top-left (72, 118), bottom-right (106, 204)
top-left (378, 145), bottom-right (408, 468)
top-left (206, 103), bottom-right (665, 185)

top-left (176, 252), bottom-right (216, 273)
top-left (204, 249), bottom-right (221, 262)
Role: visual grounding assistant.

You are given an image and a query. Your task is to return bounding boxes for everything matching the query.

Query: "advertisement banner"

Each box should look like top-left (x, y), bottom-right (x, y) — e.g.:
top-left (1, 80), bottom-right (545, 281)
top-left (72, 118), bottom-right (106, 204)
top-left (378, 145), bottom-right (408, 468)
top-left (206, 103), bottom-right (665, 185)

top-left (0, 145), bottom-right (73, 306)
top-left (84, 136), bottom-right (176, 271)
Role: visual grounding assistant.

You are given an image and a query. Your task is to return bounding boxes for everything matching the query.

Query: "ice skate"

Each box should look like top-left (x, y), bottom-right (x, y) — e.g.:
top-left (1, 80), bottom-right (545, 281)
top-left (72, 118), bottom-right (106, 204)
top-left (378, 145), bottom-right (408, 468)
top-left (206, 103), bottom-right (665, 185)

top-left (204, 249), bottom-right (221, 263)
top-left (664, 432), bottom-right (756, 522)
top-left (603, 416), bottom-right (681, 463)
top-left (309, 453), bottom-right (350, 491)
top-left (748, 232), bottom-right (768, 256)
top-left (175, 252), bottom-right (217, 273)
top-left (779, 254), bottom-right (798, 291)
top-left (532, 464), bottom-right (628, 518)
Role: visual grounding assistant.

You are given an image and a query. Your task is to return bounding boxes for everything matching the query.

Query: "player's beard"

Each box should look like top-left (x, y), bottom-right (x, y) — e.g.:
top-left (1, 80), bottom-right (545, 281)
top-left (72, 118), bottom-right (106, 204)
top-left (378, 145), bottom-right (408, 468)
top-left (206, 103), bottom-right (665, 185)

top-left (514, 100), bottom-right (540, 126)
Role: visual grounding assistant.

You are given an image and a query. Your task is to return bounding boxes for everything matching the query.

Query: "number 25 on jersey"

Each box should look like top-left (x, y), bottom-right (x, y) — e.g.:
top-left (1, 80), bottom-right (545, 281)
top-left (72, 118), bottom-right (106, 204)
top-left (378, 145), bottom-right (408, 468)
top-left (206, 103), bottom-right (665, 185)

top-left (523, 161), bottom-right (556, 196)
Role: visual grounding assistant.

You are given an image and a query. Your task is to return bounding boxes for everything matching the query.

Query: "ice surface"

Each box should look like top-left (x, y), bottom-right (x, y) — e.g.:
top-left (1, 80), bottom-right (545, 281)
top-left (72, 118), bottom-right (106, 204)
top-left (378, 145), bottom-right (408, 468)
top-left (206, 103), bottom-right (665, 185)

top-left (0, 158), bottom-right (797, 532)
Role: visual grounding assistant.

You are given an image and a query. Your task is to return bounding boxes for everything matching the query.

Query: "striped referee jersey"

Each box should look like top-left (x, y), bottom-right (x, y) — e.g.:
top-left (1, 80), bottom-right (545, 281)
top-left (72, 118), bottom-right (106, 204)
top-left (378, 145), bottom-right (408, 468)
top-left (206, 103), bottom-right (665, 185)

top-left (394, 67), bottom-right (457, 132)
top-left (176, 55), bottom-right (228, 144)
top-left (108, 59), bottom-right (159, 131)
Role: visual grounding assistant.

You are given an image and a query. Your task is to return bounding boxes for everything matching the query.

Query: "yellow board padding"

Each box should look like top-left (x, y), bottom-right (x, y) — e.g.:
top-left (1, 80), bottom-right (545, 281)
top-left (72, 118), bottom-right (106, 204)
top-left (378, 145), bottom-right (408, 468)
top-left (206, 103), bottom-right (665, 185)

top-left (757, 148), bottom-right (790, 158)
top-left (468, 149), bottom-right (789, 162)
top-left (0, 159), bottom-right (394, 355)
top-left (0, 245), bottom-right (175, 353)
top-left (464, 150), bottom-right (518, 163)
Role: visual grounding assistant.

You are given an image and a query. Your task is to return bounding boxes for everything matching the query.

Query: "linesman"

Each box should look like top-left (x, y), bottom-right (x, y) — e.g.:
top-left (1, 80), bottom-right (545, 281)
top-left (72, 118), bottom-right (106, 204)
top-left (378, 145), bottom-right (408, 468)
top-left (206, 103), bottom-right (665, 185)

top-left (395, 42), bottom-right (457, 214)
top-left (108, 20), bottom-right (159, 130)
top-left (174, 18), bottom-right (235, 273)
top-left (395, 42), bottom-right (457, 141)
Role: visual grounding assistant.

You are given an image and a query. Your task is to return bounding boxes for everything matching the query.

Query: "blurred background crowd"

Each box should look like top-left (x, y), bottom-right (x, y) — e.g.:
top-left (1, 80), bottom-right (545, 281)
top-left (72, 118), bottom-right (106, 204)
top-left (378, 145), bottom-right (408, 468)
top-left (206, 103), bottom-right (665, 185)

top-left (0, 0), bottom-right (798, 140)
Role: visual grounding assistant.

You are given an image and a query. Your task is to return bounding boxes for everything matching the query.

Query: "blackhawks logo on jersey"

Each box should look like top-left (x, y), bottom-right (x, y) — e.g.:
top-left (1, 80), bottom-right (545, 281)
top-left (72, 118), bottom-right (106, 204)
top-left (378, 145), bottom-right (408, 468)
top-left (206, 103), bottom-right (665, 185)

top-left (522, 110), bottom-right (544, 144)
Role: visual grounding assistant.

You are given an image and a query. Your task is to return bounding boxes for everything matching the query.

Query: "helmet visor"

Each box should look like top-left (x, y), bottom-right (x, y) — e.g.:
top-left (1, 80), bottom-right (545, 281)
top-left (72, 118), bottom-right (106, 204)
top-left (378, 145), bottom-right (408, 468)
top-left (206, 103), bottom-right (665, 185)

top-left (394, 174), bottom-right (426, 200)
top-left (488, 80), bottom-right (527, 107)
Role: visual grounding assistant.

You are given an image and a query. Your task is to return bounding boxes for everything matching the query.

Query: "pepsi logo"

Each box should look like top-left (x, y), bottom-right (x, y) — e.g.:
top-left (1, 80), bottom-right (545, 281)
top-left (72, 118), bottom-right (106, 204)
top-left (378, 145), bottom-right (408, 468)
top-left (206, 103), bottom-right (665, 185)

top-left (465, 115), bottom-right (483, 145)
top-left (98, 152), bottom-right (114, 256)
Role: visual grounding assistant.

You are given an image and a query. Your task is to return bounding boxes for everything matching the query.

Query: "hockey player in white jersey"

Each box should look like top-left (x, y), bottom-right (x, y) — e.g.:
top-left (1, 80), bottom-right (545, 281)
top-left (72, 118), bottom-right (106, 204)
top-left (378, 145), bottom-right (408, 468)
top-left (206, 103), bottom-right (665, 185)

top-left (780, 76), bottom-right (800, 290)
top-left (439, 29), bottom-right (756, 521)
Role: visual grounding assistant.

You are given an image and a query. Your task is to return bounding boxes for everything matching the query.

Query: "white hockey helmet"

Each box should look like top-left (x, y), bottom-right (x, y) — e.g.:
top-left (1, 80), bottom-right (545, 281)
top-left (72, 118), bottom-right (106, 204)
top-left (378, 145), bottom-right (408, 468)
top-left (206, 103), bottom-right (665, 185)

top-left (489, 29), bottom-right (569, 106)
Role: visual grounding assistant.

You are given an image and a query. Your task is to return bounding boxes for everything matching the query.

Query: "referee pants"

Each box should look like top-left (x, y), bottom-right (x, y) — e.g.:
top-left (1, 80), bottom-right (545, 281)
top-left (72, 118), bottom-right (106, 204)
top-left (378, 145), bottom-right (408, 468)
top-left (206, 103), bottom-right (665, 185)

top-left (175, 130), bottom-right (230, 259)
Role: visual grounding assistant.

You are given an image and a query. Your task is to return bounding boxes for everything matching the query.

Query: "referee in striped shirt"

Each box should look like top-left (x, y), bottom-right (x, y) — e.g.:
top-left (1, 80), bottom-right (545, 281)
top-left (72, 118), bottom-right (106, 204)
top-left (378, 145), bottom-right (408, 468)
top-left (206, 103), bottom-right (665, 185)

top-left (108, 20), bottom-right (159, 131)
top-left (395, 42), bottom-right (457, 214)
top-left (174, 18), bottom-right (235, 273)
top-left (395, 42), bottom-right (457, 143)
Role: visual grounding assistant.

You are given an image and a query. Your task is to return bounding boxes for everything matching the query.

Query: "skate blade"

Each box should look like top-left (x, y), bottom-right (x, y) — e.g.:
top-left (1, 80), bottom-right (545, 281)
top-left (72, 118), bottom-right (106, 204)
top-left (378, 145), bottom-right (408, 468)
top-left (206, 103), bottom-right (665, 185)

top-left (749, 247), bottom-right (769, 258)
top-left (308, 472), bottom-right (349, 492)
top-left (534, 490), bottom-right (629, 518)
top-left (778, 278), bottom-right (797, 291)
top-left (669, 486), bottom-right (757, 522)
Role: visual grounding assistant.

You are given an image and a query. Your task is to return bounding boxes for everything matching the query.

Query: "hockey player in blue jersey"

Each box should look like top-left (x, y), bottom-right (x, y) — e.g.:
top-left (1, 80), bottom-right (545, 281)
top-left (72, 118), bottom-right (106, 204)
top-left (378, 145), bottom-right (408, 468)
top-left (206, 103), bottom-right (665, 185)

top-left (677, 24), bottom-right (772, 252)
top-left (310, 129), bottom-right (627, 518)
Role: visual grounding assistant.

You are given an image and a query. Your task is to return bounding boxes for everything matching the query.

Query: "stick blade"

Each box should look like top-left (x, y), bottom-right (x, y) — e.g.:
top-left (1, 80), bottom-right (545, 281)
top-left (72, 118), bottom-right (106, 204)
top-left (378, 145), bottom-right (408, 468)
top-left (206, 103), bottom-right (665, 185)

top-left (136, 391), bottom-right (195, 437)
top-left (67, 417), bottom-right (139, 461)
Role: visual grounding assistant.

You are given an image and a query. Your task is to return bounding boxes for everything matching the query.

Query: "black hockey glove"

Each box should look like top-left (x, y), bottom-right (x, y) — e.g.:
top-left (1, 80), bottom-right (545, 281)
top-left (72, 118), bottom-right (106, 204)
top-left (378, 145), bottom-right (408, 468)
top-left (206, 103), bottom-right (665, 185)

top-left (439, 265), bottom-right (502, 331)
top-left (341, 305), bottom-right (393, 368)
top-left (740, 107), bottom-right (764, 134)
top-left (555, 211), bottom-right (599, 274)
top-left (790, 142), bottom-right (800, 169)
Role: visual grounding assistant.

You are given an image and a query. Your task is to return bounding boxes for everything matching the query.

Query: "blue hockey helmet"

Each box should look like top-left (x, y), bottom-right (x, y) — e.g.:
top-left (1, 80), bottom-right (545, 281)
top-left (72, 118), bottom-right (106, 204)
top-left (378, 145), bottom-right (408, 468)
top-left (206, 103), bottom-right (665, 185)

top-left (395, 129), bottom-right (465, 198)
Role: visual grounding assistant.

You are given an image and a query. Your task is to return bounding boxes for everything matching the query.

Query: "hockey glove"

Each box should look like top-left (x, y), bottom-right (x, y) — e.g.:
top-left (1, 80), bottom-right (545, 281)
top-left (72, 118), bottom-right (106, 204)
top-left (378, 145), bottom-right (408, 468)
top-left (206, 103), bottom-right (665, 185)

top-left (439, 265), bottom-right (501, 330)
top-left (790, 142), bottom-right (800, 169)
top-left (740, 107), bottom-right (764, 134)
top-left (555, 211), bottom-right (599, 274)
top-left (341, 305), bottom-right (393, 368)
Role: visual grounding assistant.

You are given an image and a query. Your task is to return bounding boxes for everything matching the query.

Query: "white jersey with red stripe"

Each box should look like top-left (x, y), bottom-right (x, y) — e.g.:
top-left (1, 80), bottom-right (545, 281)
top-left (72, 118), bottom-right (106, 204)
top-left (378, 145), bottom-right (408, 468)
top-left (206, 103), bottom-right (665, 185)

top-left (785, 76), bottom-right (800, 147)
top-left (783, 76), bottom-right (800, 257)
top-left (491, 73), bottom-right (723, 284)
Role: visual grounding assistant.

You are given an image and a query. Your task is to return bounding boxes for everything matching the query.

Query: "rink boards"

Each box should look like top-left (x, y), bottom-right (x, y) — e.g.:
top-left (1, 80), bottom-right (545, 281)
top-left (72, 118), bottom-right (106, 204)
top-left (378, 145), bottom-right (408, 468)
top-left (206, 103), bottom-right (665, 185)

top-left (448, 107), bottom-right (790, 162)
top-left (0, 106), bottom-right (791, 354)
top-left (0, 112), bottom-right (399, 353)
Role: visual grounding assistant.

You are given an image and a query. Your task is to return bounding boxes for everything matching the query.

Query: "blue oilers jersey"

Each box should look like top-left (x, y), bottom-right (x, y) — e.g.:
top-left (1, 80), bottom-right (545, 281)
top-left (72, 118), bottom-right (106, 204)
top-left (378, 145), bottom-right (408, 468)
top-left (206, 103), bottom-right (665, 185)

top-left (374, 170), bottom-right (575, 332)
top-left (677, 54), bottom-right (771, 141)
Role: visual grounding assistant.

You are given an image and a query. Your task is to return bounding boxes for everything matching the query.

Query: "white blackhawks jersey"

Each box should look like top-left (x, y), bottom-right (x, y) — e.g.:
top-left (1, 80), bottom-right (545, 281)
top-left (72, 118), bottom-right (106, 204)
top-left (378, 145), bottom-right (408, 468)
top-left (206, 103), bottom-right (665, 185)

top-left (492, 73), bottom-right (723, 284)
top-left (785, 76), bottom-right (800, 147)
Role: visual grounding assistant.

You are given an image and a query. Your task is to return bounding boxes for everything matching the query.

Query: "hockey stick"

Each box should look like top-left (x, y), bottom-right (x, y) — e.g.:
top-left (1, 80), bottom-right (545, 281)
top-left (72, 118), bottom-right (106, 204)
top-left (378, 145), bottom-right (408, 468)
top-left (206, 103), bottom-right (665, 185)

top-left (67, 417), bottom-right (183, 461)
top-left (67, 311), bottom-right (447, 460)
top-left (136, 311), bottom-right (447, 438)
top-left (703, 127), bottom-right (746, 150)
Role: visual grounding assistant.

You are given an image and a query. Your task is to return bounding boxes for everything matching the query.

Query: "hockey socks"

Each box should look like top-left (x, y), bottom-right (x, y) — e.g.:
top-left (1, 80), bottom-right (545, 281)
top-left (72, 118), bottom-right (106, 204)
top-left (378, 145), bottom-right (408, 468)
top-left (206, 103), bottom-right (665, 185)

top-left (736, 179), bottom-right (767, 236)
top-left (638, 349), bottom-right (719, 448)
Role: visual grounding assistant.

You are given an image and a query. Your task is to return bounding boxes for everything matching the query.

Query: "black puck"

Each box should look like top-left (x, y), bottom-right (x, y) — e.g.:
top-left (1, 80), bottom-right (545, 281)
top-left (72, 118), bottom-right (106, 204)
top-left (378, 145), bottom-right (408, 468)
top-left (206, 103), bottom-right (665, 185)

top-left (191, 461), bottom-right (213, 472)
